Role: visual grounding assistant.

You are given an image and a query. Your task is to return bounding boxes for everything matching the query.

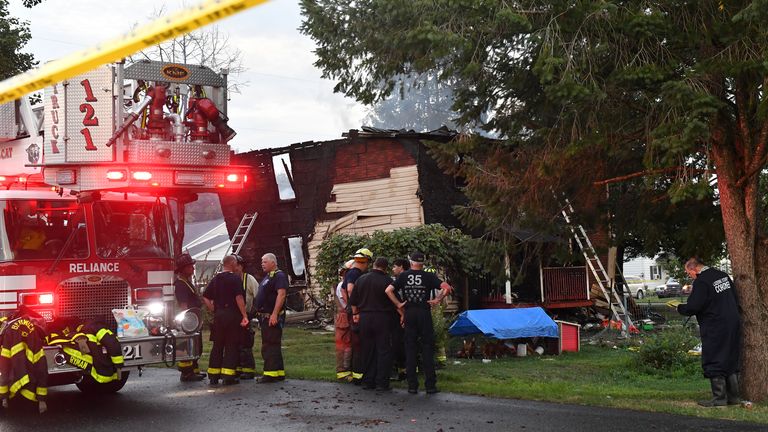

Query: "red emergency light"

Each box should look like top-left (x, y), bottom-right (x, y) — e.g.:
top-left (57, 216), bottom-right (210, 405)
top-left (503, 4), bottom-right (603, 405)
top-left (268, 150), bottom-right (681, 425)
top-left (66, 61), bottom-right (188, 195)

top-left (226, 174), bottom-right (239, 182)
top-left (21, 292), bottom-right (55, 306)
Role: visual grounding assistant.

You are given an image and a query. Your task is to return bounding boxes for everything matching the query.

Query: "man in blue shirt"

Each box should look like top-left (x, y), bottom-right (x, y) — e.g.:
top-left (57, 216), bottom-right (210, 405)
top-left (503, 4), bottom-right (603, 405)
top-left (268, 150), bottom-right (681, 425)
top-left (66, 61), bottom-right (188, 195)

top-left (253, 253), bottom-right (288, 383)
top-left (202, 255), bottom-right (249, 385)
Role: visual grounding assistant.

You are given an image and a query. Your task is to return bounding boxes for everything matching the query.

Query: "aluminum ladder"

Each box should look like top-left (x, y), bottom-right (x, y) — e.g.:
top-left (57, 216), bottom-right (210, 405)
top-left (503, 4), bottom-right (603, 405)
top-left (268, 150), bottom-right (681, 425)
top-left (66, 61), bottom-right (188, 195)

top-left (560, 199), bottom-right (633, 335)
top-left (214, 211), bottom-right (258, 273)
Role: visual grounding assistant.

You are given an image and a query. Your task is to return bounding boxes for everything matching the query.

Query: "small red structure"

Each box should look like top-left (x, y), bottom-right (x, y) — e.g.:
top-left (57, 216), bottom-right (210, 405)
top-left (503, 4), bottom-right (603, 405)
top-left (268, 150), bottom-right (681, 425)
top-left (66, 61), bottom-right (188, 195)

top-left (556, 320), bottom-right (580, 353)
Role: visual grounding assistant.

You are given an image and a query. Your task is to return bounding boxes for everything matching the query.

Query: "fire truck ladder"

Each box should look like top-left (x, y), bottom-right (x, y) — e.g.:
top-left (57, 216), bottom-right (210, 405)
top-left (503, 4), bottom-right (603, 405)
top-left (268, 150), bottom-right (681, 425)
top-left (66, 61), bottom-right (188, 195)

top-left (560, 199), bottom-right (634, 335)
top-left (214, 211), bottom-right (258, 273)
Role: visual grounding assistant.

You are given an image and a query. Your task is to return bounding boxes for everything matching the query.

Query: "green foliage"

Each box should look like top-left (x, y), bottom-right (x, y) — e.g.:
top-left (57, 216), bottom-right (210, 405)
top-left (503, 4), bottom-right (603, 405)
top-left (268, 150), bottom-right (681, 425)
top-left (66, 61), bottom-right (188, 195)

top-left (432, 303), bottom-right (450, 361)
top-left (300, 0), bottom-right (741, 264)
top-left (314, 224), bottom-right (501, 293)
top-left (0, 0), bottom-right (36, 80)
top-left (633, 330), bottom-right (700, 376)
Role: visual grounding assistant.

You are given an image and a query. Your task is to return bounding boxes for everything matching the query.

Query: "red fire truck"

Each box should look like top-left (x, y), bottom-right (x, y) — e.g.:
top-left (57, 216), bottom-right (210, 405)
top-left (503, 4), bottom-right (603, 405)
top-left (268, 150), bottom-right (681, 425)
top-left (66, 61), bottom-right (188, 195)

top-left (0, 60), bottom-right (245, 392)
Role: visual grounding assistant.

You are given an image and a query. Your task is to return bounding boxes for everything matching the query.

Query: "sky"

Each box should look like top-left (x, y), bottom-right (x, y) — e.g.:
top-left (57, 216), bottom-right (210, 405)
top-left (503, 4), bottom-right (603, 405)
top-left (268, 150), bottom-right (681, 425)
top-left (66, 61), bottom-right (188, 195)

top-left (8, 0), bottom-right (369, 153)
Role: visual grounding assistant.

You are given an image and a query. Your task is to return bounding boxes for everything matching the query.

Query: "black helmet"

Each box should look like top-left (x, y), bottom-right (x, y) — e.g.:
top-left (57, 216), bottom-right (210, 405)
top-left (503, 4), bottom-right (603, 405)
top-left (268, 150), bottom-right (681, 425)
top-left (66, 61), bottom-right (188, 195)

top-left (175, 253), bottom-right (196, 272)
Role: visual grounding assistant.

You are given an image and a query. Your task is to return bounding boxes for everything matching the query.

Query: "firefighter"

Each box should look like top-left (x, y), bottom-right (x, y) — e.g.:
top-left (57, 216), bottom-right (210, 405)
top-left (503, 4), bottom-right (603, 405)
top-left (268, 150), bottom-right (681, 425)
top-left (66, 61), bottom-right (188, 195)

top-left (174, 253), bottom-right (205, 382)
top-left (345, 247), bottom-right (373, 384)
top-left (253, 253), bottom-right (288, 383)
top-left (350, 257), bottom-right (394, 391)
top-left (334, 261), bottom-right (354, 381)
top-left (202, 255), bottom-right (249, 386)
top-left (386, 251), bottom-right (452, 394)
top-left (390, 258), bottom-right (409, 381)
top-left (233, 254), bottom-right (258, 379)
top-left (677, 257), bottom-right (742, 407)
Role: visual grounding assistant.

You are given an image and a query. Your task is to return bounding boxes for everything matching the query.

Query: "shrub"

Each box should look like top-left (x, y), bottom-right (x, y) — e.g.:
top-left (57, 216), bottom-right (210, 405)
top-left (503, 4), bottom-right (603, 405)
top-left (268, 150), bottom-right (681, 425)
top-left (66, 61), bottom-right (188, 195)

top-left (633, 329), bottom-right (699, 374)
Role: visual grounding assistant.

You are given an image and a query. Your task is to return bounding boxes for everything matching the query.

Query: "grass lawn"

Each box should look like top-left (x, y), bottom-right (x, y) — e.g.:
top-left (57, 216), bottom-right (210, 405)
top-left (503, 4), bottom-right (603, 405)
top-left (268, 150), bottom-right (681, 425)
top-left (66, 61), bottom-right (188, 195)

top-left (194, 325), bottom-right (767, 425)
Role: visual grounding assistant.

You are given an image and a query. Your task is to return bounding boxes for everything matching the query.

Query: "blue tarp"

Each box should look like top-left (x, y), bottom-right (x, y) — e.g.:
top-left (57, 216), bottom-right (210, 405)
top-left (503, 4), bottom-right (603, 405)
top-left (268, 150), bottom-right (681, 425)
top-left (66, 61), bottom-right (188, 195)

top-left (448, 307), bottom-right (558, 339)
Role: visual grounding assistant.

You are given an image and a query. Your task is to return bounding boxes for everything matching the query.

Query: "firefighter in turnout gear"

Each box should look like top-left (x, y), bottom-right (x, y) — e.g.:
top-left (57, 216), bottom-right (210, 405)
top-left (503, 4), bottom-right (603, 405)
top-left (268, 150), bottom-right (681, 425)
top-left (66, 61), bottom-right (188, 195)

top-left (233, 254), bottom-right (258, 379)
top-left (0, 307), bottom-right (48, 413)
top-left (335, 261), bottom-right (354, 381)
top-left (174, 253), bottom-right (205, 382)
top-left (345, 248), bottom-right (373, 383)
top-left (253, 253), bottom-right (288, 383)
top-left (203, 255), bottom-right (249, 385)
top-left (386, 252), bottom-right (452, 394)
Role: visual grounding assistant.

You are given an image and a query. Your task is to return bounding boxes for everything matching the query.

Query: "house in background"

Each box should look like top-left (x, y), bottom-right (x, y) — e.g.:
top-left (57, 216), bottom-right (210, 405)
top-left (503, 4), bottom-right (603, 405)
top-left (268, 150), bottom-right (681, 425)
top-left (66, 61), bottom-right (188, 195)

top-left (623, 256), bottom-right (668, 282)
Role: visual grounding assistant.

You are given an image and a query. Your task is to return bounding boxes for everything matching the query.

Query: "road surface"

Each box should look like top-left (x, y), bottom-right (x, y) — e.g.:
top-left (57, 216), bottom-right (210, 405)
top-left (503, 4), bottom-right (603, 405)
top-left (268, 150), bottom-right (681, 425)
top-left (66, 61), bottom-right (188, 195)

top-left (0, 368), bottom-right (761, 431)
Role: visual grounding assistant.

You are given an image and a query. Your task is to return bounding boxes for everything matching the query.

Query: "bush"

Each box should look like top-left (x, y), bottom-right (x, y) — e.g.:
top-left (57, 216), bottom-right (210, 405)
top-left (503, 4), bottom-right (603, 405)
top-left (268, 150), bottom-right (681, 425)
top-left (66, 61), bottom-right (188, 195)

top-left (314, 224), bottom-right (501, 293)
top-left (633, 329), bottom-right (700, 375)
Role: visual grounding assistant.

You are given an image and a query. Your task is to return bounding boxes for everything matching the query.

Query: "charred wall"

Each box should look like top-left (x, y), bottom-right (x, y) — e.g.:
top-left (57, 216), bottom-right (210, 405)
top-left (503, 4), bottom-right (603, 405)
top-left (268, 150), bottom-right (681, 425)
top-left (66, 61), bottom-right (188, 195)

top-left (218, 132), bottom-right (465, 281)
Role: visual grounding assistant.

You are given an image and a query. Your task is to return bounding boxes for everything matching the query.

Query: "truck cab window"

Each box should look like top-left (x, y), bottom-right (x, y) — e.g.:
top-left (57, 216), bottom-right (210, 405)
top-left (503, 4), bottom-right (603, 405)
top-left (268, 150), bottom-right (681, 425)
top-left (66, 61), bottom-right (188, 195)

top-left (94, 201), bottom-right (171, 259)
top-left (1, 199), bottom-right (87, 260)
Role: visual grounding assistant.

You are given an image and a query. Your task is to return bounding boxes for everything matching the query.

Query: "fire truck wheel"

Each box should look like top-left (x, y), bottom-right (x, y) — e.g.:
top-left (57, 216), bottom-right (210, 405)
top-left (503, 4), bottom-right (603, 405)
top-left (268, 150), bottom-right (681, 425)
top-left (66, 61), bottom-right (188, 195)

top-left (75, 371), bottom-right (130, 394)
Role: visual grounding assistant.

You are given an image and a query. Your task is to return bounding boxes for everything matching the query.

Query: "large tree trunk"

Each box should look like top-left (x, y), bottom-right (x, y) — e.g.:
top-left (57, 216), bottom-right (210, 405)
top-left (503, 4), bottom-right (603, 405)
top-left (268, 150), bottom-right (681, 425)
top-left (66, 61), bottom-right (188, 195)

top-left (712, 145), bottom-right (768, 402)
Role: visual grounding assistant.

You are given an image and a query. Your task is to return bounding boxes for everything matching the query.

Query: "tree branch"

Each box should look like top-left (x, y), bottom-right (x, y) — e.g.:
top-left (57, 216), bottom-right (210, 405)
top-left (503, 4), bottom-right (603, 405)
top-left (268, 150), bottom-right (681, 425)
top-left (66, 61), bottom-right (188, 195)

top-left (593, 167), bottom-right (709, 186)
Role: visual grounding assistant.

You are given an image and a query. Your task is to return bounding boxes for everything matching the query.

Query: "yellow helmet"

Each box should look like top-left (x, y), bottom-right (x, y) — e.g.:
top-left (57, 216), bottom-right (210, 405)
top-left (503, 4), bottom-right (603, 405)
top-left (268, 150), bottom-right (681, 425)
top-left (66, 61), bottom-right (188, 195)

top-left (351, 248), bottom-right (373, 261)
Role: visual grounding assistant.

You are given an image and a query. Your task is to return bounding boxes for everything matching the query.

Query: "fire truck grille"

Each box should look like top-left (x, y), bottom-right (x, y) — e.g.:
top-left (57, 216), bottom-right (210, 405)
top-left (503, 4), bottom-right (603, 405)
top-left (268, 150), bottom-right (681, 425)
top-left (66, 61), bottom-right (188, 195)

top-left (57, 279), bottom-right (130, 325)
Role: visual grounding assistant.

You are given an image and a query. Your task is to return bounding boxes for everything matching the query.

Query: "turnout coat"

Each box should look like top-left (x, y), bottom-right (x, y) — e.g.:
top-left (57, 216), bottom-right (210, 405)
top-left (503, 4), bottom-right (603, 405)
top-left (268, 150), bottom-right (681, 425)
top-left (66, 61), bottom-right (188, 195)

top-left (678, 267), bottom-right (741, 378)
top-left (0, 314), bottom-right (48, 403)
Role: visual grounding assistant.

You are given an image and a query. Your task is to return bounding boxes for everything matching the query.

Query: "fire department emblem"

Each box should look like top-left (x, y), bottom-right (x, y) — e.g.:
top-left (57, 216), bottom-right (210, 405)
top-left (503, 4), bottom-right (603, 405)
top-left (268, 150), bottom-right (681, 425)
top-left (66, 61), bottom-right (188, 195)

top-left (26, 143), bottom-right (40, 164)
top-left (160, 64), bottom-right (190, 81)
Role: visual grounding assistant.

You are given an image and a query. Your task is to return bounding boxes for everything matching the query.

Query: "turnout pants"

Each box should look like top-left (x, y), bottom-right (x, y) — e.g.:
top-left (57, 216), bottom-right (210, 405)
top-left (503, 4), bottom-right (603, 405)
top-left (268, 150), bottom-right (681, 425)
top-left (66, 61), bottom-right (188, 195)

top-left (238, 326), bottom-right (256, 377)
top-left (360, 311), bottom-right (393, 389)
top-left (350, 314), bottom-right (363, 381)
top-left (259, 314), bottom-right (285, 379)
top-left (335, 311), bottom-right (352, 379)
top-left (208, 309), bottom-right (241, 381)
top-left (404, 306), bottom-right (436, 391)
top-left (390, 313), bottom-right (405, 375)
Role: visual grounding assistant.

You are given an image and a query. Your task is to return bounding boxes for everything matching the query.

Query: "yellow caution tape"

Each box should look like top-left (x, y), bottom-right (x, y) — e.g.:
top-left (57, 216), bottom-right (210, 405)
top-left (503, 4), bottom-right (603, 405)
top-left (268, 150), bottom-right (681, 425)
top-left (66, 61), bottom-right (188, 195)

top-left (0, 0), bottom-right (270, 104)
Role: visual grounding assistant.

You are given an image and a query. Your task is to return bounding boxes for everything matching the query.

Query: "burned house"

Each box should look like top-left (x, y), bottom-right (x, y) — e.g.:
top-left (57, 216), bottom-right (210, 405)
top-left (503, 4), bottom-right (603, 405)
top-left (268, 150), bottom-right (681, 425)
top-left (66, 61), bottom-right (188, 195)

top-left (217, 128), bottom-right (464, 289)
top-left (219, 127), bottom-right (596, 313)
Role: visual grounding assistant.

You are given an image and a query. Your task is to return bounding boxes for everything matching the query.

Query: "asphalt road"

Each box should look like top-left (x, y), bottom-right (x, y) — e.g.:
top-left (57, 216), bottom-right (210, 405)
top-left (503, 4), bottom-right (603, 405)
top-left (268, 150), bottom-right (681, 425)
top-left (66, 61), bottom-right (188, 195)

top-left (0, 368), bottom-right (762, 432)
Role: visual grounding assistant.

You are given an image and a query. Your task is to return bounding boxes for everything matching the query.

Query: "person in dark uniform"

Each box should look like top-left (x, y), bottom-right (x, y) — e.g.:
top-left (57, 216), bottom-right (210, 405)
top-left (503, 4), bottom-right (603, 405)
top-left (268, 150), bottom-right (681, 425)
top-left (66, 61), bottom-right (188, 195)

top-left (390, 258), bottom-right (409, 381)
top-left (350, 257), bottom-right (394, 391)
top-left (345, 248), bottom-right (373, 384)
top-left (386, 251), bottom-right (452, 394)
top-left (677, 257), bottom-right (742, 407)
top-left (233, 254), bottom-right (259, 380)
top-left (253, 253), bottom-right (288, 383)
top-left (202, 255), bottom-right (249, 386)
top-left (173, 253), bottom-right (205, 382)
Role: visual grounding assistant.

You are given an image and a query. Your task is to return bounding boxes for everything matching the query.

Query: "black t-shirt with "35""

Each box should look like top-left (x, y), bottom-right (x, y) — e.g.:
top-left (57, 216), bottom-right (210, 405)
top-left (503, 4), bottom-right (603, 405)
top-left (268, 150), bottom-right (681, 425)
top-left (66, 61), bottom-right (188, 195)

top-left (393, 269), bottom-right (442, 308)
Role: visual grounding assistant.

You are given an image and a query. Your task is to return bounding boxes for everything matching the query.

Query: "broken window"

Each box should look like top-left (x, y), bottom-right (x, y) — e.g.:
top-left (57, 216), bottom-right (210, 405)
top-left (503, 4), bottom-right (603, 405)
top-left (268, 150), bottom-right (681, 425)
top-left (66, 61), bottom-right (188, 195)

top-left (273, 154), bottom-right (296, 201)
top-left (286, 235), bottom-right (306, 278)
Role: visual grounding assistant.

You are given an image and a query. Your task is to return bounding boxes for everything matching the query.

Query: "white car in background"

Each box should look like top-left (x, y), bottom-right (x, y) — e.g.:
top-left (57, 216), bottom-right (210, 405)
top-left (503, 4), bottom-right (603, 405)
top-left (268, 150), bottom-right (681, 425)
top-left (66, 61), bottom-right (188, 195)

top-left (624, 275), bottom-right (649, 299)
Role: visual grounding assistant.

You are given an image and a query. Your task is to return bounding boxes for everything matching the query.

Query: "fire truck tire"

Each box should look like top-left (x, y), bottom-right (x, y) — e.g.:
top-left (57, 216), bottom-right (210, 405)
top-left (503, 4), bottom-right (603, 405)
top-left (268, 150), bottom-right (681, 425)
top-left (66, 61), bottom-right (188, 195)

top-left (75, 371), bottom-right (130, 394)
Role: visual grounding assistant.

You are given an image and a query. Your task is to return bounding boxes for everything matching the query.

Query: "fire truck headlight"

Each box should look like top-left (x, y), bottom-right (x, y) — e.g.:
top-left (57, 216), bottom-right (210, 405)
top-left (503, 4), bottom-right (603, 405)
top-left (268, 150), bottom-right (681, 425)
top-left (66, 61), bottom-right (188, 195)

top-left (174, 308), bottom-right (202, 335)
top-left (147, 302), bottom-right (165, 316)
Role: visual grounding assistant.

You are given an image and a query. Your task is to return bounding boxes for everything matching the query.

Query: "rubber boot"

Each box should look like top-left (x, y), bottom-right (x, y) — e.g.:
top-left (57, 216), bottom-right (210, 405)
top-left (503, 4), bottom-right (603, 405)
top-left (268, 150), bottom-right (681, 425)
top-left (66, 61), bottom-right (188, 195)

top-left (726, 373), bottom-right (742, 405)
top-left (698, 376), bottom-right (727, 407)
